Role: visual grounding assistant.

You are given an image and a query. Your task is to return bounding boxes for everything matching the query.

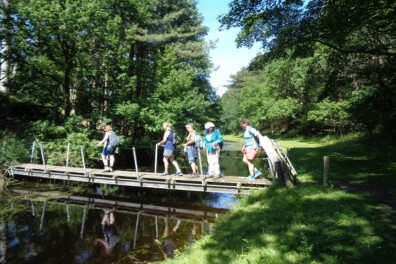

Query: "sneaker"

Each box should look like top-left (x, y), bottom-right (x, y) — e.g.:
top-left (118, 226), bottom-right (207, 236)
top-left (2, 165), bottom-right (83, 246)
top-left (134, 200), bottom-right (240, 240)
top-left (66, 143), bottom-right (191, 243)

top-left (207, 174), bottom-right (214, 178)
top-left (174, 171), bottom-right (183, 176)
top-left (102, 167), bottom-right (111, 172)
top-left (254, 169), bottom-right (262, 177)
top-left (248, 175), bottom-right (255, 180)
top-left (109, 167), bottom-right (113, 172)
top-left (214, 174), bottom-right (221, 179)
top-left (161, 171), bottom-right (169, 176)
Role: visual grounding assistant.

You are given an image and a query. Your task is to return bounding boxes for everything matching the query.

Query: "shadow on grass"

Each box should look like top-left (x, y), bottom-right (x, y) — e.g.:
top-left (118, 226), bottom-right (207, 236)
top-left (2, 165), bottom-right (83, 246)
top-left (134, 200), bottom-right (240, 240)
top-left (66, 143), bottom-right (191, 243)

top-left (198, 186), bottom-right (396, 264)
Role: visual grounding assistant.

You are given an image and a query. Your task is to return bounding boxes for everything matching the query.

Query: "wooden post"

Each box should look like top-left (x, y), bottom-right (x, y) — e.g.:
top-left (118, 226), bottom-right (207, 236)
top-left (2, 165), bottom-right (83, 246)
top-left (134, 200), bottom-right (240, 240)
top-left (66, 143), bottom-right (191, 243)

top-left (323, 156), bottom-right (330, 186)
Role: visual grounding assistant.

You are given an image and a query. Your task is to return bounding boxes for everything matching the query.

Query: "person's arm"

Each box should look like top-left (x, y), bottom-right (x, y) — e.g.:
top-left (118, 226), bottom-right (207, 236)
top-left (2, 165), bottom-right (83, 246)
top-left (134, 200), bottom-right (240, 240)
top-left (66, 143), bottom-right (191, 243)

top-left (158, 130), bottom-right (170, 145)
top-left (96, 132), bottom-right (109, 147)
top-left (184, 132), bottom-right (195, 146)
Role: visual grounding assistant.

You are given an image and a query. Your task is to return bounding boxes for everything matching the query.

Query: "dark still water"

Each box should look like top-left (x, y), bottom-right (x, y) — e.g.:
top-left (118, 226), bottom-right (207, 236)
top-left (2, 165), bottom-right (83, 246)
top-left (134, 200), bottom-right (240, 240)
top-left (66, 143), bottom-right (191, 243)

top-left (1, 145), bottom-right (270, 263)
top-left (1, 186), bottom-right (232, 264)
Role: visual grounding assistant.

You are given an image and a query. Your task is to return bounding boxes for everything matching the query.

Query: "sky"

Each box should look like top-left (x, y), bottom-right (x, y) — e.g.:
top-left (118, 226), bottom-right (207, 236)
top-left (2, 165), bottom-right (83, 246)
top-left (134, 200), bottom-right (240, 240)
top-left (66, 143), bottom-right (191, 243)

top-left (197, 0), bottom-right (262, 96)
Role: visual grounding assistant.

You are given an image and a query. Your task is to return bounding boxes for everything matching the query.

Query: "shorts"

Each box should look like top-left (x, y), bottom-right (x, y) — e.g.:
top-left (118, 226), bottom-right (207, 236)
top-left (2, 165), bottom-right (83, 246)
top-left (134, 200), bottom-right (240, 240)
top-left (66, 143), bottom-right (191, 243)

top-left (164, 149), bottom-right (176, 157)
top-left (243, 148), bottom-right (257, 161)
top-left (186, 146), bottom-right (197, 164)
top-left (102, 146), bottom-right (116, 156)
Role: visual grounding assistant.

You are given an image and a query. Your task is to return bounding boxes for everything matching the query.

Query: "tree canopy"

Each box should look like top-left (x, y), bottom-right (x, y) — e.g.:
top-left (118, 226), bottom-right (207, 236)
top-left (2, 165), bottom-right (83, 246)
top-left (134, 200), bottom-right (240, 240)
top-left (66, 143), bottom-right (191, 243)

top-left (219, 0), bottom-right (396, 141)
top-left (0, 0), bottom-right (220, 142)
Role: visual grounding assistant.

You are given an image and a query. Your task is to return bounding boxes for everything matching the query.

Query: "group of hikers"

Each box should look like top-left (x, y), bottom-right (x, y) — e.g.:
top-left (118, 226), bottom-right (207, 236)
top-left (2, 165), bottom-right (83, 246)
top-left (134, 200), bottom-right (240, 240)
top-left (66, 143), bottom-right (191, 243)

top-left (96, 118), bottom-right (265, 180)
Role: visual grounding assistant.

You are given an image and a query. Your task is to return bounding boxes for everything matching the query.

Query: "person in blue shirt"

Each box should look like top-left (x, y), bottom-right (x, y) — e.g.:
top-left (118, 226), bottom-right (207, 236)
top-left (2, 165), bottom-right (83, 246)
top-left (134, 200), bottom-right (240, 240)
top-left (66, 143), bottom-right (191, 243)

top-left (203, 122), bottom-right (223, 179)
top-left (157, 121), bottom-right (183, 176)
top-left (240, 119), bottom-right (263, 180)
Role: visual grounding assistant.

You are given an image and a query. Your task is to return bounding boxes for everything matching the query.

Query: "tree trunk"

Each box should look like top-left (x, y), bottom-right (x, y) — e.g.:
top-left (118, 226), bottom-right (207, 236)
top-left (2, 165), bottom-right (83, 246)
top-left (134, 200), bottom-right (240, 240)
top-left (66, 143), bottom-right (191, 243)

top-left (0, 0), bottom-right (11, 93)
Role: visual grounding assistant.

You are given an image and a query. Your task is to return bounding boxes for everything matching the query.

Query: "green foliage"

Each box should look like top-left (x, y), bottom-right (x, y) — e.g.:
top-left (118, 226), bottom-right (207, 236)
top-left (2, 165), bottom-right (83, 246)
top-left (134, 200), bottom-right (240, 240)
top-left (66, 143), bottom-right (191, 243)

top-left (0, 133), bottom-right (30, 169)
top-left (307, 99), bottom-right (350, 133)
top-left (219, 0), bottom-right (396, 140)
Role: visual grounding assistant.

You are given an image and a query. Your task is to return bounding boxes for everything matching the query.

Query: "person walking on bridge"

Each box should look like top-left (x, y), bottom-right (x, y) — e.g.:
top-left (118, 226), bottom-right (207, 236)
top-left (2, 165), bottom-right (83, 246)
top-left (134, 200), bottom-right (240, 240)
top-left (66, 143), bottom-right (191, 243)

top-left (240, 119), bottom-right (263, 180)
top-left (203, 122), bottom-right (223, 179)
top-left (183, 123), bottom-right (200, 178)
top-left (96, 124), bottom-right (118, 172)
top-left (157, 121), bottom-right (183, 176)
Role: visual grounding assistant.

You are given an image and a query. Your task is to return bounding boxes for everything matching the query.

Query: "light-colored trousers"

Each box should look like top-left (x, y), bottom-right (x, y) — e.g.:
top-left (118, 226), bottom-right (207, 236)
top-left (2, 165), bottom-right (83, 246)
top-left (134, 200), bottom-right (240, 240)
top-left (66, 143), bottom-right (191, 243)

top-left (207, 151), bottom-right (220, 176)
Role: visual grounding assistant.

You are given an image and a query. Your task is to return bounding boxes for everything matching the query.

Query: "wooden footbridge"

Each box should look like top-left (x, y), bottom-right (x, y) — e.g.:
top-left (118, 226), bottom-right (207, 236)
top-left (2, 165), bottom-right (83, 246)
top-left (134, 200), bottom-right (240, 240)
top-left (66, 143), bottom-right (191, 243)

top-left (10, 163), bottom-right (272, 194)
top-left (9, 136), bottom-right (297, 194)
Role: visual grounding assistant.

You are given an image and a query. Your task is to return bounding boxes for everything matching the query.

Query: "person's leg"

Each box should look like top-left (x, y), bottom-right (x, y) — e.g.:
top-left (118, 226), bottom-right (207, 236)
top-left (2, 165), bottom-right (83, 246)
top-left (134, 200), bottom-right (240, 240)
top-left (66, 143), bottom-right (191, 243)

top-left (243, 155), bottom-right (255, 176)
top-left (109, 154), bottom-right (115, 171)
top-left (101, 154), bottom-right (108, 167)
top-left (163, 156), bottom-right (169, 174)
top-left (169, 156), bottom-right (182, 173)
top-left (212, 154), bottom-right (221, 178)
top-left (207, 153), bottom-right (215, 177)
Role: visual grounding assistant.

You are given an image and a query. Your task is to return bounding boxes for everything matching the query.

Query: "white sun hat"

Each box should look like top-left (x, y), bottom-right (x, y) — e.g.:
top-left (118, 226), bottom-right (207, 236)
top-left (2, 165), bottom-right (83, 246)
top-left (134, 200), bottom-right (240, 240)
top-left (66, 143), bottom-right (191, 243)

top-left (204, 122), bottom-right (215, 130)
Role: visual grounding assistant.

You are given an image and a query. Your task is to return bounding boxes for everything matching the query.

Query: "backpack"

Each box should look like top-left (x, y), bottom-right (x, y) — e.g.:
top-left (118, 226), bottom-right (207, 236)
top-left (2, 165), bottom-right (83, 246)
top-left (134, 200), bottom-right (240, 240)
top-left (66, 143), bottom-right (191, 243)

top-left (171, 130), bottom-right (179, 145)
top-left (215, 129), bottom-right (224, 149)
top-left (194, 132), bottom-right (202, 149)
top-left (249, 128), bottom-right (260, 146)
top-left (108, 131), bottom-right (120, 147)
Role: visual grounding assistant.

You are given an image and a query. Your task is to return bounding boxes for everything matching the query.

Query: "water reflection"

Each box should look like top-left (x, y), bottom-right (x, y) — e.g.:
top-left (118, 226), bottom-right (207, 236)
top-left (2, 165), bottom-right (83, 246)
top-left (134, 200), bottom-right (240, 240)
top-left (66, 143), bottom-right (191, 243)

top-left (1, 189), bottom-right (228, 263)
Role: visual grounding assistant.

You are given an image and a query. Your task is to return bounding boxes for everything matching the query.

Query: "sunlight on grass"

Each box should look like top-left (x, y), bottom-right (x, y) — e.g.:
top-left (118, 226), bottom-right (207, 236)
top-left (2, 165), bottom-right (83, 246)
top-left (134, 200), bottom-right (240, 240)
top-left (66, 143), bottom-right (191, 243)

top-left (167, 134), bottom-right (396, 264)
top-left (168, 185), bottom-right (396, 264)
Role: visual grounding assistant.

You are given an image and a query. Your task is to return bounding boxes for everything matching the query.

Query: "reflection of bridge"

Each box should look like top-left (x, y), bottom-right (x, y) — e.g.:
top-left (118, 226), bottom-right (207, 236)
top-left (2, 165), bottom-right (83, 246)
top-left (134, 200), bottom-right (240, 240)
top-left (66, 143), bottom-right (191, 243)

top-left (11, 189), bottom-right (226, 252)
top-left (10, 163), bottom-right (272, 194)
top-left (11, 189), bottom-right (227, 222)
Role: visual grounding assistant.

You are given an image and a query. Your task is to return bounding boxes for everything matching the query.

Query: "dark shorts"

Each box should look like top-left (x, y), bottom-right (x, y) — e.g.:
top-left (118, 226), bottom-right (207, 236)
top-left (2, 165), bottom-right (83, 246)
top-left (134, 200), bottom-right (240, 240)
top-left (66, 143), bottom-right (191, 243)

top-left (102, 146), bottom-right (116, 156)
top-left (164, 149), bottom-right (176, 157)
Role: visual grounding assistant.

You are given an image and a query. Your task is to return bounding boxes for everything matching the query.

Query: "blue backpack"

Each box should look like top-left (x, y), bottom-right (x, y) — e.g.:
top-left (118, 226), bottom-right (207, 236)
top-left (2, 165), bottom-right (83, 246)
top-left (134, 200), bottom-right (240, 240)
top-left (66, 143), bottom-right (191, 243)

top-left (194, 132), bottom-right (203, 149)
top-left (108, 131), bottom-right (120, 147)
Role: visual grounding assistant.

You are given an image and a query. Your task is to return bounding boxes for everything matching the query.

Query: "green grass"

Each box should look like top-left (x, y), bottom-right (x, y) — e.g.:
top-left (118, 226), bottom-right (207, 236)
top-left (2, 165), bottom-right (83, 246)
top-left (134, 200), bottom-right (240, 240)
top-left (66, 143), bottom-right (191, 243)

top-left (281, 134), bottom-right (396, 186)
top-left (165, 134), bottom-right (396, 264)
top-left (168, 186), bottom-right (396, 264)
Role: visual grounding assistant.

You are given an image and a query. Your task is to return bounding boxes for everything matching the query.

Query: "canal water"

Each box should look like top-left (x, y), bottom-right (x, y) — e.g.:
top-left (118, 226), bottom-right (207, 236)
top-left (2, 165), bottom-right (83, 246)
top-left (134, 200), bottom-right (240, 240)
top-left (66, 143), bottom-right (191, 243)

top-left (1, 144), bottom-right (270, 263)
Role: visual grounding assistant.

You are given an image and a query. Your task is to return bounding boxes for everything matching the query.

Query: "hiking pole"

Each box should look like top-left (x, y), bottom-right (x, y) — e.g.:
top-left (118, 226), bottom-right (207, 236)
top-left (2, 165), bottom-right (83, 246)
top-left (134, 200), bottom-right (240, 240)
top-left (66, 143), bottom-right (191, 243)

top-left (198, 149), bottom-right (203, 176)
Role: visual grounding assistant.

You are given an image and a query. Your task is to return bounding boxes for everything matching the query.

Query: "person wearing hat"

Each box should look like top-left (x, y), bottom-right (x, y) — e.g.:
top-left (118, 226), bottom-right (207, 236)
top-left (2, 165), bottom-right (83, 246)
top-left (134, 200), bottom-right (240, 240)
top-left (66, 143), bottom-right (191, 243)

top-left (183, 123), bottom-right (200, 178)
top-left (203, 122), bottom-right (223, 179)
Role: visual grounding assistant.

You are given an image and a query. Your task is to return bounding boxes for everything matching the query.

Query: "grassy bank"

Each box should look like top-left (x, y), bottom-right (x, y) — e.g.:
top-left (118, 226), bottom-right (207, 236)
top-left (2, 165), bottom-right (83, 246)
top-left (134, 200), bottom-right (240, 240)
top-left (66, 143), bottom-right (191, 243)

top-left (166, 134), bottom-right (396, 264)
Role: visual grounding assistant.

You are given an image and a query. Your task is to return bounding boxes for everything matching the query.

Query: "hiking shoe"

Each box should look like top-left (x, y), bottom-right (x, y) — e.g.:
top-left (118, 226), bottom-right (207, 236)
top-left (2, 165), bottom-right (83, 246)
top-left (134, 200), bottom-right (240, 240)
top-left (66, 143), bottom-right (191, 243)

top-left (248, 175), bottom-right (255, 180)
top-left (161, 171), bottom-right (169, 176)
top-left (174, 171), bottom-right (183, 176)
top-left (254, 169), bottom-right (262, 177)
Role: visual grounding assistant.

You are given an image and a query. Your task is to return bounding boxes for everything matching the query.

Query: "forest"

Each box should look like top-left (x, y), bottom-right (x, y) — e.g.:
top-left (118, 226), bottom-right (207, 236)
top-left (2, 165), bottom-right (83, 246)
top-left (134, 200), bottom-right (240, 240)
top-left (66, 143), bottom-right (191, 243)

top-left (1, 0), bottom-right (395, 158)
